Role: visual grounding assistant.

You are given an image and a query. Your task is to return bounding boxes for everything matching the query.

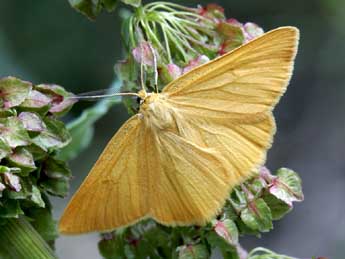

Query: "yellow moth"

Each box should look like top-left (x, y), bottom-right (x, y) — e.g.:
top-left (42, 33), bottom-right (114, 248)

top-left (59, 27), bottom-right (299, 234)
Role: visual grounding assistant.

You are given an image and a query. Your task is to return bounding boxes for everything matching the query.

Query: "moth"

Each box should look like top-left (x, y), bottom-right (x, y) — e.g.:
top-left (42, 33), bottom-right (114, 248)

top-left (59, 27), bottom-right (299, 234)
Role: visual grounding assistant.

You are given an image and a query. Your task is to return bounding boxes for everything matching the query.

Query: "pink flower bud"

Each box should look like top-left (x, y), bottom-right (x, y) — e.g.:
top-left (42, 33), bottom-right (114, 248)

top-left (167, 64), bottom-right (182, 80)
top-left (159, 63), bottom-right (182, 84)
top-left (198, 4), bottom-right (225, 23)
top-left (132, 42), bottom-right (156, 66)
top-left (243, 22), bottom-right (264, 42)
top-left (227, 18), bottom-right (243, 27)
top-left (183, 55), bottom-right (210, 74)
top-left (225, 19), bottom-right (264, 43)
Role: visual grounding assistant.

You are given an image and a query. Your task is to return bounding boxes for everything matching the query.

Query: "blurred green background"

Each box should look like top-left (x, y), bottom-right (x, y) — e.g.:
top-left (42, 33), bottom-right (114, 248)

top-left (0, 0), bottom-right (344, 258)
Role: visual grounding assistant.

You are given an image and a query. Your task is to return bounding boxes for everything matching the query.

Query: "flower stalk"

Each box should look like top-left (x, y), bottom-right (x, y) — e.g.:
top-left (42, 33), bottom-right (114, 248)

top-left (0, 217), bottom-right (57, 259)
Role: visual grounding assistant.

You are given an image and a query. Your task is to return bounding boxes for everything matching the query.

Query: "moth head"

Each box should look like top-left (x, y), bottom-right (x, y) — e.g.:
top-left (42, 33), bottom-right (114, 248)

top-left (138, 93), bottom-right (173, 130)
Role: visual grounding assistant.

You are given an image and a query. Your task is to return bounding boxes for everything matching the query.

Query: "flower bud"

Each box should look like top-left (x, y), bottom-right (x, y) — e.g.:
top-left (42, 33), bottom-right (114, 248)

top-left (243, 22), bottom-right (264, 42)
top-left (183, 55), bottom-right (210, 74)
top-left (198, 4), bottom-right (225, 23)
top-left (132, 42), bottom-right (157, 66)
top-left (160, 63), bottom-right (182, 84)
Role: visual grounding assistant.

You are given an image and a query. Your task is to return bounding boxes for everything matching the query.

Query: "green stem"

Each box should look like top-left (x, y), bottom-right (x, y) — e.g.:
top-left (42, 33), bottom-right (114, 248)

top-left (0, 217), bottom-right (57, 259)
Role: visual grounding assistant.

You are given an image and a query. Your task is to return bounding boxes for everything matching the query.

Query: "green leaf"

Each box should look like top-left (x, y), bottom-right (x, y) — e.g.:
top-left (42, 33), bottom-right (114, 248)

top-left (35, 84), bottom-right (71, 97)
top-left (268, 168), bottom-right (304, 207)
top-left (26, 144), bottom-right (48, 161)
top-left (0, 108), bottom-right (17, 118)
top-left (103, 0), bottom-right (119, 11)
top-left (40, 178), bottom-right (69, 198)
top-left (229, 187), bottom-right (248, 213)
top-left (0, 137), bottom-right (11, 160)
top-left (19, 90), bottom-right (51, 115)
top-left (240, 198), bottom-right (273, 232)
top-left (222, 201), bottom-right (238, 221)
top-left (69, 0), bottom-right (119, 20)
top-left (8, 147), bottom-right (36, 174)
top-left (5, 177), bottom-right (31, 200)
top-left (18, 112), bottom-right (46, 132)
top-left (26, 208), bottom-right (58, 243)
top-left (57, 80), bottom-right (121, 161)
top-left (98, 233), bottom-right (127, 259)
top-left (0, 77), bottom-right (32, 109)
top-left (262, 193), bottom-right (291, 220)
top-left (32, 117), bottom-right (71, 151)
top-left (3, 172), bottom-right (22, 192)
top-left (0, 165), bottom-right (10, 174)
top-left (178, 244), bottom-right (209, 259)
top-left (42, 157), bottom-right (71, 179)
top-left (130, 222), bottom-right (172, 258)
top-left (213, 219), bottom-right (238, 245)
top-left (69, 0), bottom-right (102, 19)
top-left (34, 84), bottom-right (76, 117)
top-left (207, 220), bottom-right (239, 258)
top-left (247, 177), bottom-right (266, 198)
top-left (30, 185), bottom-right (45, 208)
top-left (0, 199), bottom-right (24, 218)
top-left (0, 117), bottom-right (31, 148)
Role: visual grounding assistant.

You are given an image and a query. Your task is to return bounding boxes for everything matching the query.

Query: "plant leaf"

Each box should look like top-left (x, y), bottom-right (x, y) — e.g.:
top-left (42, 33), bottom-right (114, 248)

top-left (103, 0), bottom-right (119, 11)
top-left (18, 112), bottom-right (46, 132)
top-left (98, 232), bottom-right (127, 259)
top-left (42, 158), bottom-right (71, 179)
top-left (32, 117), bottom-right (71, 151)
top-left (26, 144), bottom-right (48, 161)
top-left (69, 0), bottom-right (102, 19)
top-left (69, 0), bottom-right (119, 19)
top-left (240, 198), bottom-right (273, 232)
top-left (0, 199), bottom-right (24, 218)
top-left (0, 137), bottom-right (11, 160)
top-left (268, 168), bottom-right (304, 207)
top-left (30, 185), bottom-right (45, 208)
top-left (0, 117), bottom-right (31, 148)
top-left (19, 90), bottom-right (51, 114)
top-left (34, 84), bottom-right (76, 117)
top-left (207, 219), bottom-right (239, 258)
top-left (0, 77), bottom-right (32, 109)
top-left (3, 172), bottom-right (22, 192)
top-left (262, 193), bottom-right (291, 220)
top-left (40, 178), bottom-right (69, 198)
top-left (8, 147), bottom-right (36, 174)
top-left (26, 207), bottom-right (58, 243)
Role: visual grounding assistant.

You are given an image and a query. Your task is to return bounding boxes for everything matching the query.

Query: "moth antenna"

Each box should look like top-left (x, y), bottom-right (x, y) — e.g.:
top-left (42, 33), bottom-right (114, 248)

top-left (148, 43), bottom-right (159, 93)
top-left (68, 89), bottom-right (139, 102)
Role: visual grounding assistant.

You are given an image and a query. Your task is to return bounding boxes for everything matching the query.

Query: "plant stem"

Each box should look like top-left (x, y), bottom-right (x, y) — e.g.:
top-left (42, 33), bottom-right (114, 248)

top-left (0, 217), bottom-right (58, 259)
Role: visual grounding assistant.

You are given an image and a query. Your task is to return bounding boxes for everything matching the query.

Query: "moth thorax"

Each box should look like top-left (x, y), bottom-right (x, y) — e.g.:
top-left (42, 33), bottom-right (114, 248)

top-left (139, 93), bottom-right (174, 130)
